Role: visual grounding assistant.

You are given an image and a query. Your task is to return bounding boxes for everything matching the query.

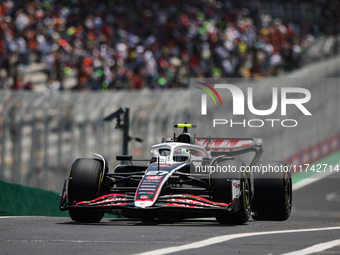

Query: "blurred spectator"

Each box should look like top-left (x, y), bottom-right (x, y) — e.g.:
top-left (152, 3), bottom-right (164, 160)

top-left (0, 0), bottom-right (339, 91)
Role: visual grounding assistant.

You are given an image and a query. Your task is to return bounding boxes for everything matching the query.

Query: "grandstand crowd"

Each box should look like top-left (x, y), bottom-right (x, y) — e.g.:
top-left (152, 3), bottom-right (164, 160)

top-left (0, 0), bottom-right (339, 91)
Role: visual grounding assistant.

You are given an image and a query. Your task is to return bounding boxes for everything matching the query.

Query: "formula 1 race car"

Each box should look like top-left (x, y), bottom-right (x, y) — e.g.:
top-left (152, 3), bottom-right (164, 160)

top-left (59, 124), bottom-right (292, 224)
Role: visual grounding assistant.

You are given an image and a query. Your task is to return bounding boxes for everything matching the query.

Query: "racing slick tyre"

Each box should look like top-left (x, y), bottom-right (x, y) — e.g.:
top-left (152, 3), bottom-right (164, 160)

top-left (68, 158), bottom-right (105, 223)
top-left (252, 161), bottom-right (292, 221)
top-left (212, 159), bottom-right (251, 225)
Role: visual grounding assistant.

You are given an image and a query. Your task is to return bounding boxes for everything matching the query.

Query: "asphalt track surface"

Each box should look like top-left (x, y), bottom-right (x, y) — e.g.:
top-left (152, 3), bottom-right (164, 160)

top-left (1, 172), bottom-right (340, 255)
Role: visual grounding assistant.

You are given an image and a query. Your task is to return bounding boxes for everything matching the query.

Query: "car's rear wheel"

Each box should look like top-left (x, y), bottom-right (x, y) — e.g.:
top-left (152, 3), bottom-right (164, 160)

top-left (212, 159), bottom-right (251, 224)
top-left (68, 158), bottom-right (105, 223)
top-left (252, 161), bottom-right (292, 221)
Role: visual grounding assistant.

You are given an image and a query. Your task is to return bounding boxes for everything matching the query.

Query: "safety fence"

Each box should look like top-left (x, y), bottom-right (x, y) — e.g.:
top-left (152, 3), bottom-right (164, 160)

top-left (0, 90), bottom-right (190, 192)
top-left (301, 35), bottom-right (340, 67)
top-left (0, 56), bottom-right (340, 193)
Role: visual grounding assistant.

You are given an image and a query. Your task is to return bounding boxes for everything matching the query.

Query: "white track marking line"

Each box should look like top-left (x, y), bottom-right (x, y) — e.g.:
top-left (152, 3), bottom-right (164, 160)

top-left (134, 226), bottom-right (340, 255)
top-left (281, 239), bottom-right (340, 255)
top-left (293, 163), bottom-right (340, 191)
top-left (0, 216), bottom-right (31, 219)
top-left (0, 239), bottom-right (186, 245)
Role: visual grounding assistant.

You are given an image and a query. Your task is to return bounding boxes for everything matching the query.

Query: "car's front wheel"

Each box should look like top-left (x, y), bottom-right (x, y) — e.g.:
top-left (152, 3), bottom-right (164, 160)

top-left (68, 158), bottom-right (105, 223)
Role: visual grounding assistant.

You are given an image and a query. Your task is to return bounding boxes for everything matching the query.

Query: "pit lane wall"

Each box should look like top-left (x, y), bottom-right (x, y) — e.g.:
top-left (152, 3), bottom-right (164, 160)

top-left (0, 56), bottom-right (340, 193)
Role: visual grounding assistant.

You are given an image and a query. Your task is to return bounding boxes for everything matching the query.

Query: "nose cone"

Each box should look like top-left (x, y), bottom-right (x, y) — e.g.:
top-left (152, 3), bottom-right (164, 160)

top-left (135, 200), bottom-right (154, 208)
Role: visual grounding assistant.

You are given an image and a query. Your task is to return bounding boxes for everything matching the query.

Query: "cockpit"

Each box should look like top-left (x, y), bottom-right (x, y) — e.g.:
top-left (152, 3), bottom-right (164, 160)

top-left (150, 143), bottom-right (209, 164)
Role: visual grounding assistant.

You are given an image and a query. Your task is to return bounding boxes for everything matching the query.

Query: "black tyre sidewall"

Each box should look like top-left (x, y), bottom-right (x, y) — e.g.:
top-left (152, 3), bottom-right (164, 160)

top-left (252, 161), bottom-right (292, 221)
top-left (68, 158), bottom-right (104, 223)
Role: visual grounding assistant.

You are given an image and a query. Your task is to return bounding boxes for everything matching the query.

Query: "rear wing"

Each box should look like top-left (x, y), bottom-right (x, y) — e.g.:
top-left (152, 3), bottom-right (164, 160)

top-left (195, 138), bottom-right (264, 163)
top-left (195, 138), bottom-right (258, 151)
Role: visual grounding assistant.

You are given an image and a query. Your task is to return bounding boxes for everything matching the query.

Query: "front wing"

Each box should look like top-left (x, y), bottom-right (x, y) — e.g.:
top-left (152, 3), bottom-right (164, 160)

top-left (60, 193), bottom-right (233, 212)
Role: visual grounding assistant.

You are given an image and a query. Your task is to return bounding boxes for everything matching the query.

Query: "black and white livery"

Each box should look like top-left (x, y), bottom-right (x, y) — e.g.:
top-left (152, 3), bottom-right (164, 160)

top-left (59, 124), bottom-right (292, 224)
